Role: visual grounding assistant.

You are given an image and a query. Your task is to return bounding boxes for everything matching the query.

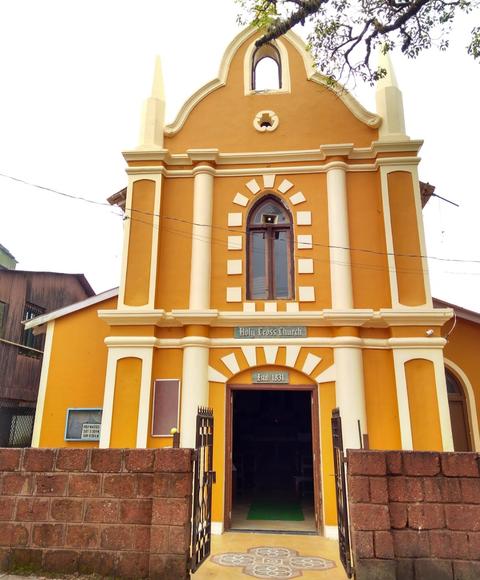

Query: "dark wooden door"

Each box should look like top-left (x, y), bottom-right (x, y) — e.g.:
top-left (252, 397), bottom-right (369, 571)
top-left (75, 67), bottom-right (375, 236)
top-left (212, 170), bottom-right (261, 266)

top-left (446, 369), bottom-right (472, 452)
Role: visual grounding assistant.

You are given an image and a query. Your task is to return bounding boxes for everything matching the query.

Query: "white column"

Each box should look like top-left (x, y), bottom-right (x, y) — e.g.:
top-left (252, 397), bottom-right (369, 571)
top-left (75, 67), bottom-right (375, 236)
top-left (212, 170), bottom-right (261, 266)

top-left (180, 344), bottom-right (209, 448)
top-left (31, 321), bottom-right (55, 447)
top-left (327, 165), bottom-right (353, 309)
top-left (392, 349), bottom-right (414, 450)
top-left (136, 348), bottom-right (154, 448)
top-left (433, 350), bottom-right (454, 451)
top-left (99, 348), bottom-right (119, 449)
top-left (334, 346), bottom-right (368, 449)
top-left (189, 167), bottom-right (214, 310)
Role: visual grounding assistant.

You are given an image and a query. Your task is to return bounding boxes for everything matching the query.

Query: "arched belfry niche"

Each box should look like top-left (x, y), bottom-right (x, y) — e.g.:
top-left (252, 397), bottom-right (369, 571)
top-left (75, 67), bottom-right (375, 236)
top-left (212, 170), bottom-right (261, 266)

top-left (243, 37), bottom-right (291, 95)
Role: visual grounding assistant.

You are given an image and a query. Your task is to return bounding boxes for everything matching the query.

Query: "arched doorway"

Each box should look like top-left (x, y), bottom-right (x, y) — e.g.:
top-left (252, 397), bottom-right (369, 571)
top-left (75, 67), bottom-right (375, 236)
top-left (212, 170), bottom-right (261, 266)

top-left (225, 378), bottom-right (321, 533)
top-left (445, 368), bottom-right (472, 451)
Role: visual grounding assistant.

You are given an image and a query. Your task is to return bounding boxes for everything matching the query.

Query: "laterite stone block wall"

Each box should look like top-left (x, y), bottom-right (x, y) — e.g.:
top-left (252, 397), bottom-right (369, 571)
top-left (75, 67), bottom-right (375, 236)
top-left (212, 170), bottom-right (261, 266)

top-left (0, 448), bottom-right (193, 579)
top-left (347, 450), bottom-right (480, 580)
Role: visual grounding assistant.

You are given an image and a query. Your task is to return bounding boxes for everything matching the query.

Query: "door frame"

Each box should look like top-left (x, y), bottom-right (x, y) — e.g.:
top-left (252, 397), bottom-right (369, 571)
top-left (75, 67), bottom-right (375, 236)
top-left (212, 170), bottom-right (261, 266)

top-left (224, 383), bottom-right (322, 532)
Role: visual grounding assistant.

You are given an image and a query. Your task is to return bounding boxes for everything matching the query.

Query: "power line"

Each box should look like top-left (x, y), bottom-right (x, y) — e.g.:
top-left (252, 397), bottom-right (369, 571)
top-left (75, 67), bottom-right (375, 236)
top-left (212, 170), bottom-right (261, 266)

top-left (2, 170), bottom-right (479, 266)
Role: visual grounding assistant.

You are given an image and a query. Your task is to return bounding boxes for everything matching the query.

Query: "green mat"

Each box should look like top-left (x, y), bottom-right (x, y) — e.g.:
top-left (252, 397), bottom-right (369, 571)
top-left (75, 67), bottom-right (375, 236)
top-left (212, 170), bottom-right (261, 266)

top-left (247, 500), bottom-right (304, 521)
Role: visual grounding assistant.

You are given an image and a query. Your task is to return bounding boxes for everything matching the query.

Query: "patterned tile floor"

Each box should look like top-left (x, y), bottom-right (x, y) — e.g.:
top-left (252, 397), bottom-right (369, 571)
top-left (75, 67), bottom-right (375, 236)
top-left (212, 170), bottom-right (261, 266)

top-left (193, 532), bottom-right (348, 579)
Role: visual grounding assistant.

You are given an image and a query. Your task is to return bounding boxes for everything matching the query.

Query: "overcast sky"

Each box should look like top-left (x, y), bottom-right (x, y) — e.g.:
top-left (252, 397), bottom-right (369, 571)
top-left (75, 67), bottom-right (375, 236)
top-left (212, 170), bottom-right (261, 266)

top-left (1, 1), bottom-right (479, 311)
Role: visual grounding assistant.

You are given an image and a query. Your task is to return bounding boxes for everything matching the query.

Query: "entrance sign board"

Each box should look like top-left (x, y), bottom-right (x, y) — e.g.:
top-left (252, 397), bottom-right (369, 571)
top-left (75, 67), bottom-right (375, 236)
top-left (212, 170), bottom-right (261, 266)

top-left (252, 371), bottom-right (289, 384)
top-left (234, 326), bottom-right (307, 339)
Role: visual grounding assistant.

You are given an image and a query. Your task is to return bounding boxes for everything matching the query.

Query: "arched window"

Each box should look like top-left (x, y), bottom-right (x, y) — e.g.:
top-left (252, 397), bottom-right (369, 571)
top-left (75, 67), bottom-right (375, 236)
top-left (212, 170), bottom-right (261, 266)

top-left (252, 43), bottom-right (281, 91)
top-left (445, 368), bottom-right (472, 451)
top-left (247, 196), bottom-right (293, 300)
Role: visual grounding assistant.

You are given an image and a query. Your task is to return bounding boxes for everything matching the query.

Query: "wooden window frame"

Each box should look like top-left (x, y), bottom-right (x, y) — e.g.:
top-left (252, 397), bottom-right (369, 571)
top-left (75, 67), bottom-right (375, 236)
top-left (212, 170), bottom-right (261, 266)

top-left (151, 379), bottom-right (181, 438)
top-left (247, 195), bottom-right (294, 300)
top-left (446, 368), bottom-right (473, 451)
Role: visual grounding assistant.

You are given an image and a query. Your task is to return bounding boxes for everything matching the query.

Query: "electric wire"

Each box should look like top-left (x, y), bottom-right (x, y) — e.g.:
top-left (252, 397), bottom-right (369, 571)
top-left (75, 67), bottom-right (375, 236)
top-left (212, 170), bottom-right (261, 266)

top-left (1, 170), bottom-right (479, 268)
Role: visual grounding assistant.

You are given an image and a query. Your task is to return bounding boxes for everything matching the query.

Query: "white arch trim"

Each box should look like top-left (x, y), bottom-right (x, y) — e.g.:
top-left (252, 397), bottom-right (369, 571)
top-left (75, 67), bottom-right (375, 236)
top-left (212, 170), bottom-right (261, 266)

top-left (444, 358), bottom-right (480, 451)
top-left (99, 347), bottom-right (154, 449)
top-left (164, 27), bottom-right (380, 136)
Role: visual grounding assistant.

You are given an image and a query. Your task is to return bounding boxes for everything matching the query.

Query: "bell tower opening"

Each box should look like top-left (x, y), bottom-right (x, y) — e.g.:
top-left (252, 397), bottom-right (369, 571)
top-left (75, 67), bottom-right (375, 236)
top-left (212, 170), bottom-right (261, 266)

top-left (252, 43), bottom-right (282, 91)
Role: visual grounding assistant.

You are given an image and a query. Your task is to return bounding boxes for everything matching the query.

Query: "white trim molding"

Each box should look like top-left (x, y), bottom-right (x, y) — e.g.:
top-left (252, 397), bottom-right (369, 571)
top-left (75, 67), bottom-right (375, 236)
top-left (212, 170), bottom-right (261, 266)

top-left (31, 321), bottom-right (55, 447)
top-left (99, 346), bottom-right (154, 449)
top-left (327, 165), bottom-right (353, 309)
top-left (444, 358), bottom-right (480, 451)
top-left (189, 169), bottom-right (214, 310)
top-left (380, 165), bottom-right (431, 309)
top-left (119, 175), bottom-right (162, 310)
top-left (392, 348), bottom-right (453, 451)
top-left (162, 28), bottom-right (380, 137)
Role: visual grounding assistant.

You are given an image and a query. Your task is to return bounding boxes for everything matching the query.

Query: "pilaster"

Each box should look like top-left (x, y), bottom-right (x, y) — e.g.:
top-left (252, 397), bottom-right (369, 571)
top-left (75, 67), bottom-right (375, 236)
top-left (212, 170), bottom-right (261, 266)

top-left (326, 164), bottom-right (353, 309)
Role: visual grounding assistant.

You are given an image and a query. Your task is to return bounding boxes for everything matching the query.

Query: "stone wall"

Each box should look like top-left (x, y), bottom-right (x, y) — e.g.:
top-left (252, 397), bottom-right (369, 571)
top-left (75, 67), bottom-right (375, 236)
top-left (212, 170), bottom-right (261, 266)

top-left (347, 450), bottom-right (480, 580)
top-left (0, 447), bottom-right (193, 579)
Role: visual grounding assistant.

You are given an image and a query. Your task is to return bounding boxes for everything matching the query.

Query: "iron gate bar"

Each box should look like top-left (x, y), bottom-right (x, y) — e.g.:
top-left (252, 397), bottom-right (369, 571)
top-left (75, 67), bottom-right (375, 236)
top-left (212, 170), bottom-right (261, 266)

top-left (191, 406), bottom-right (215, 573)
top-left (331, 408), bottom-right (353, 578)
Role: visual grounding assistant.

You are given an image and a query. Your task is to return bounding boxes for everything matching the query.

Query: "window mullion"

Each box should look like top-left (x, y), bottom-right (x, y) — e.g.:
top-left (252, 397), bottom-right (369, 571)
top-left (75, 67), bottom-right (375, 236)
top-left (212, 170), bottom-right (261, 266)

top-left (266, 228), bottom-right (274, 300)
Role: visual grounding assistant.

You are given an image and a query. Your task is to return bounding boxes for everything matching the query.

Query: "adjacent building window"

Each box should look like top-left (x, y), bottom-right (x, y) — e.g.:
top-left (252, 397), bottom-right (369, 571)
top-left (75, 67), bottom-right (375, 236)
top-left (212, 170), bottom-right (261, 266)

top-left (151, 379), bottom-right (180, 437)
top-left (0, 301), bottom-right (7, 337)
top-left (252, 43), bottom-right (281, 91)
top-left (445, 368), bottom-right (472, 452)
top-left (65, 408), bottom-right (102, 441)
top-left (21, 302), bottom-right (45, 352)
top-left (247, 196), bottom-right (293, 300)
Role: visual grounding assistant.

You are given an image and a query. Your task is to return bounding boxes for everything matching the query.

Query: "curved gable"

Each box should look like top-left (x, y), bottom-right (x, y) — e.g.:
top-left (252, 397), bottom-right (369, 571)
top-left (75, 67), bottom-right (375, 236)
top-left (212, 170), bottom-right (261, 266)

top-left (164, 28), bottom-right (379, 153)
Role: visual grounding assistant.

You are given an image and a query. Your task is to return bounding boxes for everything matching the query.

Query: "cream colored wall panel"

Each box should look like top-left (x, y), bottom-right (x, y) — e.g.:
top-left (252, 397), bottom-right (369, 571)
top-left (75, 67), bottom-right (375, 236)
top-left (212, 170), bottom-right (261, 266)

top-left (228, 212), bottom-right (243, 227)
top-left (228, 235), bottom-right (243, 250)
top-left (221, 353), bottom-right (241, 375)
top-left (226, 287), bottom-right (242, 302)
top-left (315, 364), bottom-right (336, 384)
top-left (264, 302), bottom-right (277, 313)
top-left (208, 366), bottom-right (228, 383)
top-left (286, 302), bottom-right (299, 312)
top-left (246, 179), bottom-right (261, 194)
top-left (243, 302), bottom-right (256, 312)
top-left (263, 174), bottom-right (276, 188)
top-left (303, 353), bottom-right (322, 376)
top-left (286, 345), bottom-right (301, 367)
top-left (233, 193), bottom-right (249, 207)
top-left (297, 235), bottom-right (313, 249)
top-left (299, 286), bottom-right (315, 302)
top-left (278, 179), bottom-right (293, 193)
top-left (290, 192), bottom-right (306, 205)
top-left (241, 346), bottom-right (257, 367)
top-left (227, 259), bottom-right (242, 275)
top-left (296, 211), bottom-right (312, 225)
top-left (264, 345), bottom-right (279, 364)
top-left (298, 258), bottom-right (314, 274)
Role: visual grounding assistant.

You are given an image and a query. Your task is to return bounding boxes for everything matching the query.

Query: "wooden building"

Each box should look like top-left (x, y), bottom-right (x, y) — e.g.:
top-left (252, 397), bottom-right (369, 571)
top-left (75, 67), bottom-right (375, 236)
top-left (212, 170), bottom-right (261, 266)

top-left (0, 269), bottom-right (94, 446)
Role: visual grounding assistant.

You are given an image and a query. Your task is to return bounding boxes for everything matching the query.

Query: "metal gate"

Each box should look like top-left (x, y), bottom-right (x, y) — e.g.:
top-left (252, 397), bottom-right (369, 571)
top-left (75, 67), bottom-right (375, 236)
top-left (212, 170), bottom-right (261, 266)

top-left (331, 408), bottom-right (353, 578)
top-left (190, 407), bottom-right (215, 573)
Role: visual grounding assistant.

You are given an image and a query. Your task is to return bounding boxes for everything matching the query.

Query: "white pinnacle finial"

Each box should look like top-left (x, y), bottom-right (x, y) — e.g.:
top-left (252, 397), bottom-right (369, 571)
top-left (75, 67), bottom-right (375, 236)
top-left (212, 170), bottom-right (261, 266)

top-left (151, 56), bottom-right (165, 100)
top-left (138, 55), bottom-right (166, 149)
top-left (375, 48), bottom-right (408, 141)
top-left (377, 49), bottom-right (399, 89)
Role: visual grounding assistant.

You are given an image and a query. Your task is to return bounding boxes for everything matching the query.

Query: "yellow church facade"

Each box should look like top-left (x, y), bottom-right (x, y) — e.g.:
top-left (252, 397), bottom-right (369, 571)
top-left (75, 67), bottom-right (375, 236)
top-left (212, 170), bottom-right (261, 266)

top-left (27, 28), bottom-right (480, 537)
